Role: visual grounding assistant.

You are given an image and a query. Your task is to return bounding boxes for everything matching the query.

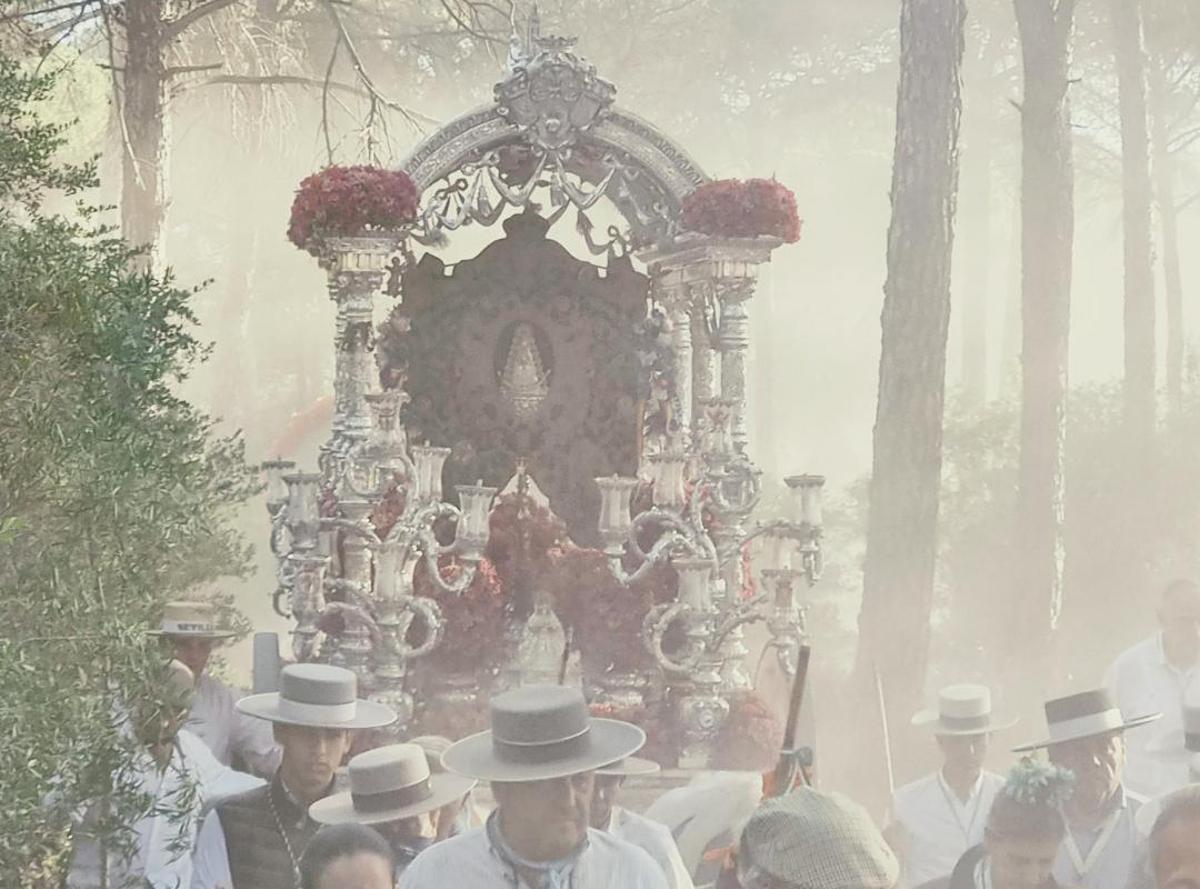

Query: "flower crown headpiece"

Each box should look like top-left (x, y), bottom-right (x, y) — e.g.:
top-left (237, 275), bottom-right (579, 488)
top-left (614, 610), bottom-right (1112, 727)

top-left (1003, 757), bottom-right (1075, 808)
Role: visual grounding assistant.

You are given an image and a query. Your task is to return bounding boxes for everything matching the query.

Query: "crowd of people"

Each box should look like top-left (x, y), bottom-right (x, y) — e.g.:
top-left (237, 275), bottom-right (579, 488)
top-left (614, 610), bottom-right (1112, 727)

top-left (53, 580), bottom-right (1200, 889)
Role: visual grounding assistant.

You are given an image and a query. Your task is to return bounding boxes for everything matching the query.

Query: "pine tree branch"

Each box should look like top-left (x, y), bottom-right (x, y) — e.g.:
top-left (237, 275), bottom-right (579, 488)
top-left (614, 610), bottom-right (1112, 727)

top-left (165, 0), bottom-right (241, 40)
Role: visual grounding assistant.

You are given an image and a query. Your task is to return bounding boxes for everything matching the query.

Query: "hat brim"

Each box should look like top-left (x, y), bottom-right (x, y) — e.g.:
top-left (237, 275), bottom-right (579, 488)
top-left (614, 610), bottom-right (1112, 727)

top-left (148, 629), bottom-right (237, 641)
top-left (1012, 712), bottom-right (1162, 753)
top-left (596, 756), bottom-right (661, 778)
top-left (911, 710), bottom-right (1019, 736)
top-left (443, 718), bottom-right (646, 783)
top-left (236, 693), bottom-right (397, 730)
top-left (309, 772), bottom-right (477, 826)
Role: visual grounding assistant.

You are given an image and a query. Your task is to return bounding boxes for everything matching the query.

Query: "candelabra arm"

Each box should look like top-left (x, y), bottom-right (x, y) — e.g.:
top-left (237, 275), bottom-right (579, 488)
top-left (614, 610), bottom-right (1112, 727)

top-left (269, 508), bottom-right (291, 559)
top-left (412, 504), bottom-right (478, 594)
top-left (702, 463), bottom-right (762, 517)
top-left (712, 593), bottom-right (769, 648)
top-left (422, 554), bottom-right (478, 595)
top-left (739, 518), bottom-right (797, 547)
top-left (320, 517), bottom-right (382, 545)
top-left (608, 531), bottom-right (703, 586)
top-left (320, 601), bottom-right (381, 637)
top-left (272, 587), bottom-right (290, 619)
top-left (643, 602), bottom-right (699, 676)
top-left (399, 596), bottom-right (445, 661)
top-left (628, 509), bottom-right (715, 564)
top-left (324, 577), bottom-right (370, 605)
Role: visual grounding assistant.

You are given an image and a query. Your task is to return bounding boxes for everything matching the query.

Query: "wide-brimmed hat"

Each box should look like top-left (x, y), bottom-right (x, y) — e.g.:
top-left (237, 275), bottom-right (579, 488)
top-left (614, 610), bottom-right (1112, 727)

top-left (1013, 688), bottom-right (1161, 753)
top-left (738, 788), bottom-right (899, 889)
top-left (596, 756), bottom-right (661, 778)
top-left (912, 684), bottom-right (1017, 736)
top-left (442, 685), bottom-right (645, 783)
top-left (147, 601), bottom-right (236, 640)
top-left (310, 743), bottom-right (477, 826)
top-left (237, 664), bottom-right (396, 730)
top-left (1146, 704), bottom-right (1200, 764)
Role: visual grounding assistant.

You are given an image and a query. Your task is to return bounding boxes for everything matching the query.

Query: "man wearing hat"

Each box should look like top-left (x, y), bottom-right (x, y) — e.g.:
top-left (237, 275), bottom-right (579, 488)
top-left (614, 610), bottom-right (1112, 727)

top-left (61, 660), bottom-right (263, 889)
top-left (151, 601), bottom-right (280, 776)
top-left (399, 685), bottom-right (669, 888)
top-left (309, 743), bottom-right (477, 879)
top-left (1014, 688), bottom-right (1162, 889)
top-left (590, 757), bottom-right (694, 889)
top-left (887, 685), bottom-right (1015, 888)
top-left (1104, 579), bottom-right (1200, 798)
top-left (733, 788), bottom-right (900, 889)
top-left (190, 663), bottom-right (397, 889)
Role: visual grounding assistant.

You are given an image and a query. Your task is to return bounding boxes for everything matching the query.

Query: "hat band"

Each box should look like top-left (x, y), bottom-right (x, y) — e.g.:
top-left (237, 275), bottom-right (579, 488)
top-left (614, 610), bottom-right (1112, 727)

top-left (277, 698), bottom-right (357, 724)
top-left (937, 712), bottom-right (993, 732)
top-left (352, 777), bottom-right (433, 814)
top-left (163, 620), bottom-right (218, 634)
top-left (493, 727), bottom-right (591, 765)
top-left (1047, 708), bottom-right (1125, 744)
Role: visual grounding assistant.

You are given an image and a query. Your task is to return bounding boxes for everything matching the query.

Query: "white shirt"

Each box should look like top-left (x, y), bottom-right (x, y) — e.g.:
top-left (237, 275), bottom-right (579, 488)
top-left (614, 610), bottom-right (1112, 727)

top-left (186, 674), bottom-right (280, 777)
top-left (641, 771), bottom-right (762, 881)
top-left (1052, 787), bottom-right (1143, 889)
top-left (890, 769), bottom-right (1003, 888)
top-left (66, 729), bottom-right (263, 889)
top-left (609, 807), bottom-right (695, 889)
top-left (1104, 634), bottom-right (1200, 798)
top-left (398, 825), bottom-right (670, 889)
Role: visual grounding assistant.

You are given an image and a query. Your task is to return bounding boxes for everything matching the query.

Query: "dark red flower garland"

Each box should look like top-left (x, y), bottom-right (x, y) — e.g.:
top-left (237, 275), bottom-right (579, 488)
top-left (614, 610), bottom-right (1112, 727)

top-left (287, 165), bottom-right (419, 256)
top-left (681, 178), bottom-right (802, 243)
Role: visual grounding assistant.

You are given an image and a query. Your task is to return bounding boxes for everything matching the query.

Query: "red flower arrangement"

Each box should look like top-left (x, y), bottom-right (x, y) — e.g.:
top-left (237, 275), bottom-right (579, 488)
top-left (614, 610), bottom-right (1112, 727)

top-left (484, 494), bottom-right (569, 594)
top-left (547, 546), bottom-right (677, 675)
top-left (369, 479), bottom-right (408, 540)
top-left (287, 165), bottom-right (419, 255)
top-left (681, 178), bottom-right (802, 243)
top-left (411, 555), bottom-right (506, 675)
top-left (711, 691), bottom-right (783, 772)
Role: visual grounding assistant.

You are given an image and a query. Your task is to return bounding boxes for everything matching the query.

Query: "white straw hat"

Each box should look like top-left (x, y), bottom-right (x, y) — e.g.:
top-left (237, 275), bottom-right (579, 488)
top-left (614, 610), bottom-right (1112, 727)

top-left (148, 601), bottom-right (235, 640)
top-left (912, 684), bottom-right (1017, 736)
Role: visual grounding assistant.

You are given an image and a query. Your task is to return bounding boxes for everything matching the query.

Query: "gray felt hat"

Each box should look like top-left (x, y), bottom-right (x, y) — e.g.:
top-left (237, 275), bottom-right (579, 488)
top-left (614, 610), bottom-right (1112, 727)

top-left (1013, 688), bottom-right (1161, 753)
top-left (738, 789), bottom-right (899, 889)
top-left (236, 663), bottom-right (396, 729)
top-left (442, 685), bottom-right (645, 783)
top-left (310, 743), bottom-right (476, 826)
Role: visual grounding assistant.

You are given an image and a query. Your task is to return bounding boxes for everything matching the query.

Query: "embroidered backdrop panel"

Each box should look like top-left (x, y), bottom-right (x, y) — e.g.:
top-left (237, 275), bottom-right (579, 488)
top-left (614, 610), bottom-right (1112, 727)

top-left (379, 211), bottom-right (648, 545)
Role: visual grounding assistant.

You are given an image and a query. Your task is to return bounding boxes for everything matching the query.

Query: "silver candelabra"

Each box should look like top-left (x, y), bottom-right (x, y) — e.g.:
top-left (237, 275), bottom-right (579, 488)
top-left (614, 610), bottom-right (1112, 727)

top-left (264, 234), bottom-right (498, 734)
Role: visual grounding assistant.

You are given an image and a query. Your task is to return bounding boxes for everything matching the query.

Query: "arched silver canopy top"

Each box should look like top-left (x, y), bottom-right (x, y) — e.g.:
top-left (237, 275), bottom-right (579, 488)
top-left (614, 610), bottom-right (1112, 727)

top-left (400, 27), bottom-right (709, 246)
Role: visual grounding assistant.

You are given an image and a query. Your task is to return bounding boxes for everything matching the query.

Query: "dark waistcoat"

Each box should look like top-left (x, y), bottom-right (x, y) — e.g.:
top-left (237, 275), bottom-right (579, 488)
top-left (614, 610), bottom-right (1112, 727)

top-left (216, 774), bottom-right (320, 889)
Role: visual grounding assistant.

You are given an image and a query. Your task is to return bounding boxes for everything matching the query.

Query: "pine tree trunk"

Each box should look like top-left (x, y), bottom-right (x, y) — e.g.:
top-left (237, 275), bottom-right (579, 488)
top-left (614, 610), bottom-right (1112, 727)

top-left (1150, 62), bottom-right (1184, 417)
top-left (1000, 191), bottom-right (1022, 396)
top-left (960, 133), bottom-right (992, 404)
top-left (120, 0), bottom-right (168, 264)
top-left (1010, 0), bottom-right (1077, 689)
top-left (1112, 0), bottom-right (1157, 448)
top-left (857, 0), bottom-right (966, 747)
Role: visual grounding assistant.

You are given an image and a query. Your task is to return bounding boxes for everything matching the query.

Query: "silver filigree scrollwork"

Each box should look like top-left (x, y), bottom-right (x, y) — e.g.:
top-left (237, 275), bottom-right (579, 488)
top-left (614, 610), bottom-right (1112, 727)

top-left (495, 32), bottom-right (616, 154)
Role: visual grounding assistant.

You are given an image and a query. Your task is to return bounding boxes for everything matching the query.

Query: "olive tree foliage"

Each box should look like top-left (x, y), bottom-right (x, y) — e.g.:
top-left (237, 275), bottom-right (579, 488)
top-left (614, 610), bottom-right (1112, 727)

top-left (0, 55), bottom-right (256, 885)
